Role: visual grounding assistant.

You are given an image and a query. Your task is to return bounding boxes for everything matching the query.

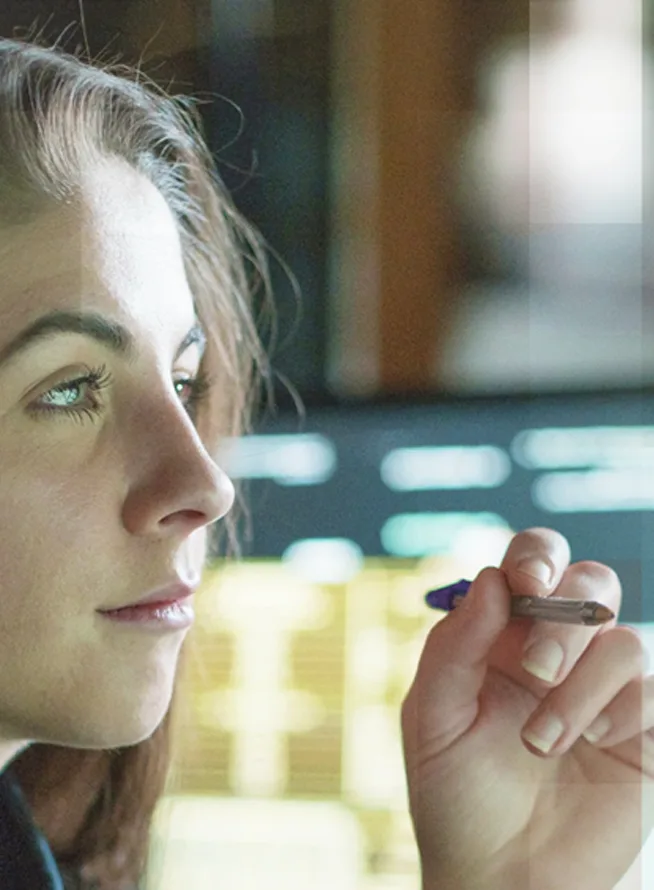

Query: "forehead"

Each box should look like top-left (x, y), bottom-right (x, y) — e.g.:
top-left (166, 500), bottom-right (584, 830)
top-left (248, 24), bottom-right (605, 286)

top-left (0, 158), bottom-right (195, 335)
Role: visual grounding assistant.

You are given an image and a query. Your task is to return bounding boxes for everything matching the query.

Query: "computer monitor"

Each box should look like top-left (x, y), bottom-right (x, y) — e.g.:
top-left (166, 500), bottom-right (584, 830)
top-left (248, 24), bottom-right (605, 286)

top-left (148, 389), bottom-right (654, 890)
top-left (223, 388), bottom-right (654, 623)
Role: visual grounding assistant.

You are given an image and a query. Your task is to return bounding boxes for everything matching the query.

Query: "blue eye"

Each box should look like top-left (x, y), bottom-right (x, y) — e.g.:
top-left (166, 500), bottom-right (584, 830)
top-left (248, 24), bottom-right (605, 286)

top-left (28, 365), bottom-right (213, 426)
top-left (28, 364), bottom-right (114, 425)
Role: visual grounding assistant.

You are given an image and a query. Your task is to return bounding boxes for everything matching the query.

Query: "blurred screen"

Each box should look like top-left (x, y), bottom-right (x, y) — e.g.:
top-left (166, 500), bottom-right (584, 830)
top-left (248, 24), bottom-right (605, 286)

top-left (221, 389), bottom-right (654, 623)
top-left (145, 389), bottom-right (654, 888)
top-left (149, 558), bottom-right (443, 889)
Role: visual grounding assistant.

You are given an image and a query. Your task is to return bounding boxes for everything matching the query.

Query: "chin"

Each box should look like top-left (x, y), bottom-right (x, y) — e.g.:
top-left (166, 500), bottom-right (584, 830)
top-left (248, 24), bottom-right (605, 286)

top-left (64, 681), bottom-right (176, 750)
top-left (112, 695), bottom-right (174, 747)
top-left (63, 707), bottom-right (170, 750)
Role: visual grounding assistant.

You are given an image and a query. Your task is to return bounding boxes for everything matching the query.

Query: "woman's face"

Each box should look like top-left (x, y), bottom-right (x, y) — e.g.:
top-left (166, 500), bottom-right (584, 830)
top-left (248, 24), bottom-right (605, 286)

top-left (0, 157), bottom-right (234, 767)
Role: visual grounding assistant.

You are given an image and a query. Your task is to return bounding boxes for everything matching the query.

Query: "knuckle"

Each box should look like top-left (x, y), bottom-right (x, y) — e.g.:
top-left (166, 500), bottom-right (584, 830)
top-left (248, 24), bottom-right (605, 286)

top-left (515, 526), bottom-right (557, 549)
top-left (570, 560), bottom-right (620, 588)
top-left (508, 527), bottom-right (570, 561)
top-left (477, 565), bottom-right (501, 584)
top-left (614, 626), bottom-right (647, 662)
top-left (596, 625), bottom-right (647, 670)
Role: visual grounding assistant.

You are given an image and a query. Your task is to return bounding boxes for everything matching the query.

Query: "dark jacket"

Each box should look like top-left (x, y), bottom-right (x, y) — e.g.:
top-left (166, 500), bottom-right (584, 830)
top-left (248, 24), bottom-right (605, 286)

top-left (0, 765), bottom-right (64, 889)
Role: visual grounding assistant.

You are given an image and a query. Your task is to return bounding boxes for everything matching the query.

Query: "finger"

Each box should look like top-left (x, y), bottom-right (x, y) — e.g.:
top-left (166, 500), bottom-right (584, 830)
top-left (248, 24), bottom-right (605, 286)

top-left (501, 526), bottom-right (572, 596)
top-left (519, 561), bottom-right (622, 686)
top-left (402, 567), bottom-right (512, 753)
top-left (519, 625), bottom-right (646, 756)
top-left (582, 673), bottom-right (654, 748)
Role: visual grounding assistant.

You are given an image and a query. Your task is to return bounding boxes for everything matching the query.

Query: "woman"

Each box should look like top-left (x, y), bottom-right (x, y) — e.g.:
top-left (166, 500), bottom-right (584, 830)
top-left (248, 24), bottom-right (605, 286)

top-left (0, 35), bottom-right (651, 890)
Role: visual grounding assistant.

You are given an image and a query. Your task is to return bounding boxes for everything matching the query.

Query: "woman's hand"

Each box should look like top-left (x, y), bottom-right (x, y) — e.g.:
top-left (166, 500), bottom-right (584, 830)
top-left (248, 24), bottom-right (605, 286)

top-left (401, 528), bottom-right (654, 890)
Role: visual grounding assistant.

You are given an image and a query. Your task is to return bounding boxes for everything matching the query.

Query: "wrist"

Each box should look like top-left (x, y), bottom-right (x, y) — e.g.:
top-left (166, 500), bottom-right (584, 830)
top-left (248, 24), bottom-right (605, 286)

top-left (421, 865), bottom-right (536, 890)
top-left (422, 870), bottom-right (619, 890)
top-left (422, 871), bottom-right (504, 890)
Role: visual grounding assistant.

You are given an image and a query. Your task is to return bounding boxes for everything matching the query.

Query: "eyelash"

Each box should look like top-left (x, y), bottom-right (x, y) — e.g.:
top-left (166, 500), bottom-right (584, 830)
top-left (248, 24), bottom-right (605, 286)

top-left (28, 363), bottom-right (214, 426)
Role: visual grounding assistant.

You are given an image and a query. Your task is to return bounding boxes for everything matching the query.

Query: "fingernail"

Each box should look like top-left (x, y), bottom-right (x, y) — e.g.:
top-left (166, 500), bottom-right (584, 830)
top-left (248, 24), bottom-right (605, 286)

top-left (522, 638), bottom-right (565, 683)
top-left (582, 713), bottom-right (611, 744)
top-left (515, 557), bottom-right (553, 586)
top-left (523, 713), bottom-right (565, 754)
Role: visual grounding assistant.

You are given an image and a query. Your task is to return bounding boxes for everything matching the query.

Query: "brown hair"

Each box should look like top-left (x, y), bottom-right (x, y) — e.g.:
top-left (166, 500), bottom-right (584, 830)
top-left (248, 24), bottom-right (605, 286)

top-left (0, 32), bottom-right (271, 890)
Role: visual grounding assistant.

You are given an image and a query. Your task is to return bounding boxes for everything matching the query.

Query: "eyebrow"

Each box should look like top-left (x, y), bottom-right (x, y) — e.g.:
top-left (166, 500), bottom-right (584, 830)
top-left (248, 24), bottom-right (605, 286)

top-left (0, 310), bottom-right (207, 372)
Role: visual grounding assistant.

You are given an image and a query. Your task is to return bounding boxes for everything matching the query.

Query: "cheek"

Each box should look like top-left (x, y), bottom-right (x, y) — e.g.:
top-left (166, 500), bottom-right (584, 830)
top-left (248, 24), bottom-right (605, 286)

top-left (3, 443), bottom-right (110, 511)
top-left (0, 468), bottom-right (110, 584)
top-left (191, 527), bottom-right (209, 570)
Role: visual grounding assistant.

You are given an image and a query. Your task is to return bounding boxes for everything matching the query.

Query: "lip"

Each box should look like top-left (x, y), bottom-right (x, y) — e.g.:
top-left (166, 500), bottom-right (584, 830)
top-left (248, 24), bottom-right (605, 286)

top-left (97, 581), bottom-right (198, 613)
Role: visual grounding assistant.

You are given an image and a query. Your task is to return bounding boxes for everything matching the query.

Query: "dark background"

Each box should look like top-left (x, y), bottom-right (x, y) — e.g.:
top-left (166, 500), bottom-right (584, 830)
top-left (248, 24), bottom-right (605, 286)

top-left (0, 0), bottom-right (332, 399)
top-left (2, 1), bottom-right (653, 624)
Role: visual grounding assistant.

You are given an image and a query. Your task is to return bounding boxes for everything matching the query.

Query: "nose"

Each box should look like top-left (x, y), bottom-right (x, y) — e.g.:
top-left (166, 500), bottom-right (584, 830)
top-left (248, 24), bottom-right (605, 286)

top-left (121, 400), bottom-right (237, 539)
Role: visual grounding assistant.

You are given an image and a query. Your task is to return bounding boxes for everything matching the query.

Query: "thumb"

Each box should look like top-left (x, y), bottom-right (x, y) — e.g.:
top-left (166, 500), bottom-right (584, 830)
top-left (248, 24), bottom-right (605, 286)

top-left (403, 567), bottom-right (513, 752)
